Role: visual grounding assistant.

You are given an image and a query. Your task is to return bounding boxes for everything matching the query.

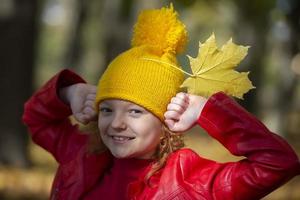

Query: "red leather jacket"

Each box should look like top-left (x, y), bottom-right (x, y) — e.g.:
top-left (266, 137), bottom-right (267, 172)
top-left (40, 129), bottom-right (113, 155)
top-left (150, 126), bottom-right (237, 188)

top-left (23, 69), bottom-right (300, 200)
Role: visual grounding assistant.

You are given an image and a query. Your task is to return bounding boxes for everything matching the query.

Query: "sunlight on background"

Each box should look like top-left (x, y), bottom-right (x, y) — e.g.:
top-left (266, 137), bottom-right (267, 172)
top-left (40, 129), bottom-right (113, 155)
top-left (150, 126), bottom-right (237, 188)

top-left (0, 0), bottom-right (299, 199)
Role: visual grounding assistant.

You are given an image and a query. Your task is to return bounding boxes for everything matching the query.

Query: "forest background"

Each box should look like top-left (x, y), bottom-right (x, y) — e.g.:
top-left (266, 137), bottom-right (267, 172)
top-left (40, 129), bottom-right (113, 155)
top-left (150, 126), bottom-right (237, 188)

top-left (0, 0), bottom-right (300, 199)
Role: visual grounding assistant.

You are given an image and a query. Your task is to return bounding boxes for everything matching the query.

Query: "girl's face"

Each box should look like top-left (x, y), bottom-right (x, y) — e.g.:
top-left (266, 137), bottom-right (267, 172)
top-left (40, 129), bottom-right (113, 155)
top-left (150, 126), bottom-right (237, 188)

top-left (98, 99), bottom-right (162, 159)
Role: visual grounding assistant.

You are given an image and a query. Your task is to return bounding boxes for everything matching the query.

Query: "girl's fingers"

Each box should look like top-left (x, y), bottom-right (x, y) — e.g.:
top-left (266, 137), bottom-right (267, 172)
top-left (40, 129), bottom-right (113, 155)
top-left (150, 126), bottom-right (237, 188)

top-left (176, 92), bottom-right (189, 102)
top-left (74, 104), bottom-right (97, 124)
top-left (170, 96), bottom-right (189, 107)
top-left (75, 112), bottom-right (97, 124)
top-left (83, 106), bottom-right (95, 115)
top-left (88, 85), bottom-right (97, 92)
top-left (164, 119), bottom-right (186, 132)
top-left (165, 93), bottom-right (190, 120)
top-left (164, 110), bottom-right (181, 121)
top-left (167, 103), bottom-right (185, 114)
top-left (86, 94), bottom-right (96, 101)
top-left (164, 119), bottom-right (175, 130)
top-left (84, 100), bottom-right (95, 107)
top-left (83, 105), bottom-right (97, 119)
top-left (74, 113), bottom-right (88, 124)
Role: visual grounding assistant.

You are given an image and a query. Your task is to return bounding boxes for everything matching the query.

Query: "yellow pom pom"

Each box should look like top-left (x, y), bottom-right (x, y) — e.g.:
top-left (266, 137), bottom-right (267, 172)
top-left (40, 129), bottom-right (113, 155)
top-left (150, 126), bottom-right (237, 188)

top-left (131, 4), bottom-right (188, 55)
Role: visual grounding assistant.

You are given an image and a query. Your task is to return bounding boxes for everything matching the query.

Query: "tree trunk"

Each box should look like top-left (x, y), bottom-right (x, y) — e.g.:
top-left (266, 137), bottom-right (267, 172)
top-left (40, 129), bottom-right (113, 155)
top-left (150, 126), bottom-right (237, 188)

top-left (0, 0), bottom-right (38, 167)
top-left (63, 0), bottom-right (88, 70)
top-left (279, 0), bottom-right (300, 139)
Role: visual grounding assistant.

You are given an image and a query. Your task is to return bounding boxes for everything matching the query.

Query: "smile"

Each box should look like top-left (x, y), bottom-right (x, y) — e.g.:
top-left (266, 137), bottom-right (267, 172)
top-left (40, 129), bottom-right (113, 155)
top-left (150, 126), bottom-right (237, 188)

top-left (110, 135), bottom-right (135, 142)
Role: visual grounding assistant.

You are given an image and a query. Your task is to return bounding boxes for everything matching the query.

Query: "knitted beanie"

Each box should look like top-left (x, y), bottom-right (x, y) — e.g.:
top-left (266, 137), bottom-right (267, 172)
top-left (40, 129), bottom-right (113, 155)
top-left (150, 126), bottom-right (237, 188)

top-left (95, 5), bottom-right (187, 121)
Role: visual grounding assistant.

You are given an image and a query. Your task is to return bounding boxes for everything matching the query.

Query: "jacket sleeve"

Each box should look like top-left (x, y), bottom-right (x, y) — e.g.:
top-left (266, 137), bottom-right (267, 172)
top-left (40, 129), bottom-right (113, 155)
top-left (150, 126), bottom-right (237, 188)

top-left (22, 69), bottom-right (89, 164)
top-left (197, 92), bottom-right (300, 200)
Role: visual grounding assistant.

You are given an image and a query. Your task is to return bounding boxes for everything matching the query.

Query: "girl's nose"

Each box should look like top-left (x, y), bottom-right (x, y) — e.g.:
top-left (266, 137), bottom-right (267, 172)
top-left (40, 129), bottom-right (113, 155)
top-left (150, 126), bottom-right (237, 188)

top-left (111, 114), bottom-right (127, 130)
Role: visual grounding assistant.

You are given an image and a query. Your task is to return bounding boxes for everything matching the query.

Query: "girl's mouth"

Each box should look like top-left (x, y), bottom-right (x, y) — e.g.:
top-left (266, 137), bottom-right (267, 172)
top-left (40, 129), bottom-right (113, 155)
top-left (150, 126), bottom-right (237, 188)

top-left (110, 135), bottom-right (135, 142)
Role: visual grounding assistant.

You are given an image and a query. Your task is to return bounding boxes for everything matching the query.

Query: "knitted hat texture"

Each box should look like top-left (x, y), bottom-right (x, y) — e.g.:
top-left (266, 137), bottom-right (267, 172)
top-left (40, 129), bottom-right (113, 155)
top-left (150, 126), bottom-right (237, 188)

top-left (96, 5), bottom-right (187, 121)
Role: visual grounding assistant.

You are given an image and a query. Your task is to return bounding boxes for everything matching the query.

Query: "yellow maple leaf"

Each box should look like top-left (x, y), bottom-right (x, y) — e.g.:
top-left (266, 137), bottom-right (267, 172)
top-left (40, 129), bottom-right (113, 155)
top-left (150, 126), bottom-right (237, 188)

top-left (181, 33), bottom-right (255, 99)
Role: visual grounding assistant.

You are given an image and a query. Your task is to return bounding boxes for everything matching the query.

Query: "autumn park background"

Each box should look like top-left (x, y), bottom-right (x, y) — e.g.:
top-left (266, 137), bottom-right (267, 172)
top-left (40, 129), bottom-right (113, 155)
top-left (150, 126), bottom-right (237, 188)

top-left (1, 0), bottom-right (300, 199)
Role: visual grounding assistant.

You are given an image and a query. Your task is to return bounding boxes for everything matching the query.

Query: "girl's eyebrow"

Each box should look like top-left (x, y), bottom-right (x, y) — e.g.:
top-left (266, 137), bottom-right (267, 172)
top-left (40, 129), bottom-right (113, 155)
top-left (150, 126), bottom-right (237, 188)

top-left (128, 104), bottom-right (148, 112)
top-left (130, 104), bottom-right (144, 109)
top-left (99, 102), bottom-right (111, 106)
top-left (100, 100), bottom-right (146, 109)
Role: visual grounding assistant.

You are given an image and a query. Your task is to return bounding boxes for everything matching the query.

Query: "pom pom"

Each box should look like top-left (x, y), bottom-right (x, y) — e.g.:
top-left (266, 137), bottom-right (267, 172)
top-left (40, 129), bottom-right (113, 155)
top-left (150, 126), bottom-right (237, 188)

top-left (131, 4), bottom-right (188, 55)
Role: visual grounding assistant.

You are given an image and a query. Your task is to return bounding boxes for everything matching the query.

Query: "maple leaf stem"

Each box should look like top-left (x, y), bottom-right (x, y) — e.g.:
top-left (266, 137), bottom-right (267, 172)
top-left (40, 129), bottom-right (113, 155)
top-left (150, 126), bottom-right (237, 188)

top-left (141, 58), bottom-right (195, 77)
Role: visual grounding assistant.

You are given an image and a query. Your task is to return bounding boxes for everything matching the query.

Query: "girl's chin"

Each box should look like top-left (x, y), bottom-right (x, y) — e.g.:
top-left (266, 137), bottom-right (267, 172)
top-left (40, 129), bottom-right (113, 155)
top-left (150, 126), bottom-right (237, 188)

top-left (112, 154), bottom-right (130, 159)
top-left (110, 150), bottom-right (155, 159)
top-left (110, 150), bottom-right (133, 159)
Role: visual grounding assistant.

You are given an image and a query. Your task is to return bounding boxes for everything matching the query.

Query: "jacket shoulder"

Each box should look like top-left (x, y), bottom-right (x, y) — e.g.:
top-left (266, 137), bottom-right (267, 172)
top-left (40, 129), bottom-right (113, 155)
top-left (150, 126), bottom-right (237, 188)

top-left (152, 148), bottom-right (220, 199)
top-left (168, 148), bottom-right (215, 165)
top-left (165, 148), bottom-right (220, 179)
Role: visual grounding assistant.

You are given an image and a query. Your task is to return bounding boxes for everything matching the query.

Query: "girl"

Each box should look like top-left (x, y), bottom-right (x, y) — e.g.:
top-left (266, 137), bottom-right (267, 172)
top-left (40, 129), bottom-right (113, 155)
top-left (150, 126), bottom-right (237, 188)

top-left (23, 5), bottom-right (299, 200)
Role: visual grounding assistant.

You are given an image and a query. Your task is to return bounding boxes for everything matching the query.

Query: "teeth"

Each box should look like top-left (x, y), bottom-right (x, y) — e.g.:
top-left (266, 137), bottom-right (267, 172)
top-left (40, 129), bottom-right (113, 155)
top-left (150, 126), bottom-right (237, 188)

top-left (111, 136), bottom-right (133, 141)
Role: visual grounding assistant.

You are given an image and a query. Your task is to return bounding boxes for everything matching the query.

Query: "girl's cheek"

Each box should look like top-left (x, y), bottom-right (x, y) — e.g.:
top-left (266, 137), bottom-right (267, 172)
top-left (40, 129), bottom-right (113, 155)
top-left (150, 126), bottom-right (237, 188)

top-left (98, 118), bottom-right (110, 132)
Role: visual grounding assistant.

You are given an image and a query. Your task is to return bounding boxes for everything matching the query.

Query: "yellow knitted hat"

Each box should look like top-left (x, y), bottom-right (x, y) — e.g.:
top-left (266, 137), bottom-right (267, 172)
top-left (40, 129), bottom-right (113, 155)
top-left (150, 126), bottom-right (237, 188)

top-left (95, 5), bottom-right (187, 121)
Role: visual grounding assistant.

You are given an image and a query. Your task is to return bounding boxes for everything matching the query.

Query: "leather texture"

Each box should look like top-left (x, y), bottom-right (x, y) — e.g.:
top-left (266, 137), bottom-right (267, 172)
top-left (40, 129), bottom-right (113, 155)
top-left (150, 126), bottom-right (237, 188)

top-left (22, 69), bottom-right (300, 200)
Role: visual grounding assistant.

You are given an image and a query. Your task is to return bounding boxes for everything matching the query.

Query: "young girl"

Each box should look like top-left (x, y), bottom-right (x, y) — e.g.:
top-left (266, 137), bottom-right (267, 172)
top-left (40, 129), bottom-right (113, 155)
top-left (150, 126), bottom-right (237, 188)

top-left (23, 5), bottom-right (299, 200)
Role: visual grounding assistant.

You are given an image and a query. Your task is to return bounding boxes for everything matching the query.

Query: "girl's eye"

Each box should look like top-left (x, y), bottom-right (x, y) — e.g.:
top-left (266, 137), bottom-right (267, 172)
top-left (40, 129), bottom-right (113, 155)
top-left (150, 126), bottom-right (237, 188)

top-left (99, 107), bottom-right (112, 113)
top-left (129, 109), bottom-right (143, 114)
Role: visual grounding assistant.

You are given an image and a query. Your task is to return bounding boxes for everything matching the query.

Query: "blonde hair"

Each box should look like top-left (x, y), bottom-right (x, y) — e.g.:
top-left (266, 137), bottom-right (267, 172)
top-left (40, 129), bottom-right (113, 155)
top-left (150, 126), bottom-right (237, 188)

top-left (145, 125), bottom-right (184, 186)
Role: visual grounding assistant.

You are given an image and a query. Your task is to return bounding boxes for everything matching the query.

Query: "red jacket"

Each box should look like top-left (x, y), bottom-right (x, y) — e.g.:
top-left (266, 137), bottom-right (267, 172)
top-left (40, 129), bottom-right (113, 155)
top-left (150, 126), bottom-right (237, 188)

top-left (23, 69), bottom-right (300, 200)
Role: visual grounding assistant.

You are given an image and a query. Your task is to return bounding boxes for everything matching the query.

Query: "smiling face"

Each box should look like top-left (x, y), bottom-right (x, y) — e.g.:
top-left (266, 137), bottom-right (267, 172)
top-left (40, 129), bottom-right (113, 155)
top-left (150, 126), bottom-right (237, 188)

top-left (98, 99), bottom-right (163, 159)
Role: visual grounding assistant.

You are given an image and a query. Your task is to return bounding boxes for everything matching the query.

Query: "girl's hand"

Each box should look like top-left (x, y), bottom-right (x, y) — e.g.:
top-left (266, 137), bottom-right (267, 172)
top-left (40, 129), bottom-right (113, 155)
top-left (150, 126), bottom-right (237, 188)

top-left (164, 92), bottom-right (207, 132)
top-left (59, 83), bottom-right (97, 124)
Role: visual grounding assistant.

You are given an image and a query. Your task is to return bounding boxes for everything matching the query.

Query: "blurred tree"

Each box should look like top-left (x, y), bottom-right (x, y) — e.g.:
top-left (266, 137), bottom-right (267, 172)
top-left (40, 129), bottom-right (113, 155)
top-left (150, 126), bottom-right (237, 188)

top-left (232, 0), bottom-right (300, 138)
top-left (0, 0), bottom-right (39, 167)
top-left (277, 0), bottom-right (300, 137)
top-left (101, 0), bottom-right (133, 68)
top-left (63, 0), bottom-right (88, 70)
top-left (232, 0), bottom-right (275, 114)
top-left (63, 0), bottom-right (135, 75)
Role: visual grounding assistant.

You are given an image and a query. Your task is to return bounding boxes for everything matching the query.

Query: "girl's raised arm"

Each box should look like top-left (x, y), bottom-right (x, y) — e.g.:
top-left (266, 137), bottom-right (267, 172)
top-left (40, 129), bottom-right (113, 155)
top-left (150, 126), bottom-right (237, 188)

top-left (22, 69), bottom-right (92, 164)
top-left (165, 92), bottom-right (300, 199)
